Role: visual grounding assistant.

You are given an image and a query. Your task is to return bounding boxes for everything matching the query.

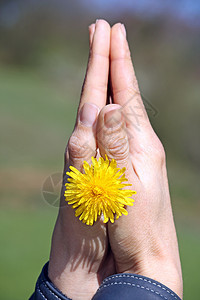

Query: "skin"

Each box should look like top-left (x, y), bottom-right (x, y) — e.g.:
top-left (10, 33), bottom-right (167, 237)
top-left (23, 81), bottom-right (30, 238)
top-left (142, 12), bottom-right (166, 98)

top-left (48, 20), bottom-right (183, 300)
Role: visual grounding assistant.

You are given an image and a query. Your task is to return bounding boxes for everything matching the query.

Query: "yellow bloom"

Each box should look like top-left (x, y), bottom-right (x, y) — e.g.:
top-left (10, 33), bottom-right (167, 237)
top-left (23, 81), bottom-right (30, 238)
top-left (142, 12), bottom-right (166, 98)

top-left (64, 155), bottom-right (136, 226)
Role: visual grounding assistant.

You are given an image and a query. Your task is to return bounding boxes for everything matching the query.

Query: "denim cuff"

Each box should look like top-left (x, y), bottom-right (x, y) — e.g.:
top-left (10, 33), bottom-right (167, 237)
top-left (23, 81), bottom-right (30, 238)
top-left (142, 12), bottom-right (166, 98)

top-left (92, 273), bottom-right (181, 300)
top-left (29, 262), bottom-right (72, 300)
top-left (30, 262), bottom-right (181, 300)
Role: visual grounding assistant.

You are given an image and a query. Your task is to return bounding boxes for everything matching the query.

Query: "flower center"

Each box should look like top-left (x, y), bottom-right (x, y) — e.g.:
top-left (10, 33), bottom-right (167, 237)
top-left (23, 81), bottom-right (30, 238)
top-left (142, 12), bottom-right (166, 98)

top-left (92, 186), bottom-right (104, 196)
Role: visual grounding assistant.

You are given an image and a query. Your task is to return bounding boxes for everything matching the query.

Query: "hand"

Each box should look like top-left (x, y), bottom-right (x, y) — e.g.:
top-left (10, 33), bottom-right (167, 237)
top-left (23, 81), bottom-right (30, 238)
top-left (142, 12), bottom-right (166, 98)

top-left (48, 20), bottom-right (115, 300)
top-left (48, 20), bottom-right (183, 300)
top-left (95, 23), bottom-right (183, 298)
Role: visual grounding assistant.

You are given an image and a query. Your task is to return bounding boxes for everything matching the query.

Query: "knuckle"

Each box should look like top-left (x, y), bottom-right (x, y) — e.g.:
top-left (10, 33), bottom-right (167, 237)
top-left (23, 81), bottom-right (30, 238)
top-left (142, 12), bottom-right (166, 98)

top-left (137, 132), bottom-right (166, 165)
top-left (84, 81), bottom-right (107, 95)
top-left (127, 80), bottom-right (140, 96)
top-left (151, 137), bottom-right (166, 164)
top-left (67, 132), bottom-right (95, 161)
top-left (131, 77), bottom-right (140, 93)
top-left (104, 134), bottom-right (129, 161)
top-left (113, 83), bottom-right (140, 99)
top-left (68, 135), bottom-right (80, 155)
top-left (90, 50), bottom-right (108, 61)
top-left (88, 49), bottom-right (109, 70)
top-left (68, 134), bottom-right (85, 159)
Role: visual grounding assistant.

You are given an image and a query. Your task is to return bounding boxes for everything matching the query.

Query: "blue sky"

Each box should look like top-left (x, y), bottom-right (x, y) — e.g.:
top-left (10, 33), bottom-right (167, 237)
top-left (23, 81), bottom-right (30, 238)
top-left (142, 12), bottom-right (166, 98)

top-left (83, 0), bottom-right (200, 26)
top-left (1, 0), bottom-right (200, 28)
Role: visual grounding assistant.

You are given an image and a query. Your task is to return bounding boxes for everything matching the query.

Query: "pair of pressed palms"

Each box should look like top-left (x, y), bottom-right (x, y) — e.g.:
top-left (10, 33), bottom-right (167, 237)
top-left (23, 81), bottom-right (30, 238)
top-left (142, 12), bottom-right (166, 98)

top-left (48, 20), bottom-right (182, 300)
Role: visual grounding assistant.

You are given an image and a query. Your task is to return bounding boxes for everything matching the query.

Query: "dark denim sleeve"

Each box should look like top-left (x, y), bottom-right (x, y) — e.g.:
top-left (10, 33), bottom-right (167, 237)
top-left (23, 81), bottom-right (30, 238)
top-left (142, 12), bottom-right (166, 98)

top-left (29, 262), bottom-right (181, 300)
top-left (29, 262), bottom-right (72, 300)
top-left (92, 273), bottom-right (181, 300)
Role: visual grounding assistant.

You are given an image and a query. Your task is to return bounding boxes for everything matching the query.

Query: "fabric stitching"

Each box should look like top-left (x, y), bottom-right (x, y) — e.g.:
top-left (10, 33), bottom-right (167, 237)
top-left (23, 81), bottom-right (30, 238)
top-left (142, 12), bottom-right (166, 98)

top-left (40, 279), bottom-right (72, 300)
top-left (98, 281), bottom-right (168, 299)
top-left (102, 274), bottom-right (178, 299)
top-left (36, 280), bottom-right (63, 300)
top-left (36, 271), bottom-right (178, 300)
top-left (37, 284), bottom-right (48, 300)
top-left (42, 282), bottom-right (62, 300)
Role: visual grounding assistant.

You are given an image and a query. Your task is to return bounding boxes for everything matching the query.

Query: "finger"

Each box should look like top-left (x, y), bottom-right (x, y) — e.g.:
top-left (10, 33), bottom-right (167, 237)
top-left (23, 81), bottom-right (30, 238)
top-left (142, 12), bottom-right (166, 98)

top-left (62, 102), bottom-right (101, 217)
top-left (79, 20), bottom-right (110, 113)
top-left (89, 23), bottom-right (95, 47)
top-left (96, 104), bottom-right (137, 179)
top-left (110, 23), bottom-right (151, 133)
top-left (66, 20), bottom-right (111, 172)
top-left (110, 23), bottom-right (164, 170)
top-left (66, 102), bottom-right (99, 172)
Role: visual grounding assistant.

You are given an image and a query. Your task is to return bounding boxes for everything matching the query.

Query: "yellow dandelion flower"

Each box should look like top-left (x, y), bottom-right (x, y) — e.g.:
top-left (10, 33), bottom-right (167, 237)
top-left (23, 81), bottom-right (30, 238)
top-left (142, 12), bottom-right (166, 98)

top-left (64, 155), bottom-right (136, 226)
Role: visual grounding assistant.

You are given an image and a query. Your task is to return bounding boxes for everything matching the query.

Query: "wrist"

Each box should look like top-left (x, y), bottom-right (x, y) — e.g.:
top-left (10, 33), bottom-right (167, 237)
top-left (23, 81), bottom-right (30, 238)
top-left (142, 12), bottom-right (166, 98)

top-left (48, 264), bottom-right (99, 300)
top-left (48, 213), bottom-right (108, 300)
top-left (120, 258), bottom-right (183, 299)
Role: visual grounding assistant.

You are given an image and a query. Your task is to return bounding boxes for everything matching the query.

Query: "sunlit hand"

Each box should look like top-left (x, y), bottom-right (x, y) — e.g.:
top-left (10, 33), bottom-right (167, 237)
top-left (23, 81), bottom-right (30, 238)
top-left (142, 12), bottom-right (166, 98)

top-left (48, 20), bottom-right (183, 300)
top-left (95, 23), bottom-right (183, 298)
top-left (48, 20), bottom-right (114, 300)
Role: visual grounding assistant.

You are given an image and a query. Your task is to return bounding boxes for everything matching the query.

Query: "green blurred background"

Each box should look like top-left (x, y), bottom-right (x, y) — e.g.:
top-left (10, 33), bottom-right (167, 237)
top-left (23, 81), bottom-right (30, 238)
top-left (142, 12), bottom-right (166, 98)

top-left (0, 1), bottom-right (199, 299)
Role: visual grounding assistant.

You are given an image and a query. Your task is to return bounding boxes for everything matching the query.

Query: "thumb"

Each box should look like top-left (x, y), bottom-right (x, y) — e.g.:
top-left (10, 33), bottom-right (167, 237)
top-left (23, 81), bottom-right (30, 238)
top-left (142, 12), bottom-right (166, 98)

top-left (65, 102), bottom-right (99, 173)
top-left (97, 104), bottom-right (132, 170)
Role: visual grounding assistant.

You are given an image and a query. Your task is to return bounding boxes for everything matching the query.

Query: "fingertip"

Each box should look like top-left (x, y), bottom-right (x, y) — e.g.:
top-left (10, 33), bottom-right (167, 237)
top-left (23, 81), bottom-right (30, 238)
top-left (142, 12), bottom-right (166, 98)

top-left (89, 19), bottom-right (111, 48)
top-left (112, 23), bottom-right (126, 38)
top-left (89, 23), bottom-right (95, 31)
top-left (121, 24), bottom-right (127, 37)
top-left (111, 22), bottom-right (126, 39)
top-left (92, 19), bottom-right (111, 49)
top-left (95, 19), bottom-right (111, 31)
top-left (111, 22), bottom-right (122, 30)
top-left (89, 23), bottom-right (95, 47)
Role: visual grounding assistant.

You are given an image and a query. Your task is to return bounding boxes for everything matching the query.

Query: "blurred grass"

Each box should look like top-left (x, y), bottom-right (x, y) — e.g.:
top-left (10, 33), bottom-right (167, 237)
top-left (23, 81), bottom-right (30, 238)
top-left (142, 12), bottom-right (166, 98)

top-left (0, 65), bottom-right (80, 169)
top-left (0, 63), bottom-right (200, 300)
top-left (178, 226), bottom-right (200, 299)
top-left (0, 209), bottom-right (56, 300)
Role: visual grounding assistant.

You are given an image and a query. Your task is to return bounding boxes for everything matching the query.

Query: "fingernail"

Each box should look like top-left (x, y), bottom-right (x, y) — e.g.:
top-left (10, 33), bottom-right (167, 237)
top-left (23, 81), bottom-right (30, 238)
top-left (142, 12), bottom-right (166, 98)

top-left (95, 19), bottom-right (99, 25)
top-left (80, 103), bottom-right (99, 127)
top-left (121, 24), bottom-right (126, 37)
top-left (104, 109), bottom-right (122, 128)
